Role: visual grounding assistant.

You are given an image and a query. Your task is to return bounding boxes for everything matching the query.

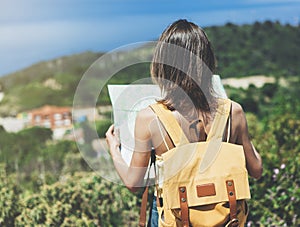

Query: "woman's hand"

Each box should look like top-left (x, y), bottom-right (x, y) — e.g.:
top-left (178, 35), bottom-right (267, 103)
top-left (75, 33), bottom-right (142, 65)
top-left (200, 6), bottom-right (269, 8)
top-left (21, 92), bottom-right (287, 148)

top-left (104, 110), bottom-right (152, 192)
top-left (105, 124), bottom-right (121, 157)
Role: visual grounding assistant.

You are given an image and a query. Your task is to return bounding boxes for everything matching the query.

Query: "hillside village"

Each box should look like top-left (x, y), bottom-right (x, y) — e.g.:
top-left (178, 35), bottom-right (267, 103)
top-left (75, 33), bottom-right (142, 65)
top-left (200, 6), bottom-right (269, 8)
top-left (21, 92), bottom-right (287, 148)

top-left (0, 103), bottom-right (111, 140)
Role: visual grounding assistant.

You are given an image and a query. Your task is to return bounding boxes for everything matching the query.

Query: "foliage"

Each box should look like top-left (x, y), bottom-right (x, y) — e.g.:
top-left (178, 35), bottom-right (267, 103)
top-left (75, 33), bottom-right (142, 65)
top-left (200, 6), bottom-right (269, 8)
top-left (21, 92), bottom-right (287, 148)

top-left (96, 119), bottom-right (113, 138)
top-left (14, 172), bottom-right (141, 226)
top-left (1, 79), bottom-right (299, 225)
top-left (206, 21), bottom-right (300, 78)
top-left (0, 127), bottom-right (88, 191)
top-left (246, 114), bottom-right (300, 226)
top-left (0, 127), bottom-right (52, 174)
top-left (0, 164), bottom-right (21, 226)
top-left (239, 78), bottom-right (300, 226)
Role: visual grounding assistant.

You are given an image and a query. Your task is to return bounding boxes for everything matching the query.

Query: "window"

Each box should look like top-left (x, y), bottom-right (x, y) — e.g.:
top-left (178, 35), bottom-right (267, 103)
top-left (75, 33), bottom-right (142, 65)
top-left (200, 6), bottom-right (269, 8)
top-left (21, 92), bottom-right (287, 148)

top-left (54, 113), bottom-right (62, 120)
top-left (34, 115), bottom-right (41, 123)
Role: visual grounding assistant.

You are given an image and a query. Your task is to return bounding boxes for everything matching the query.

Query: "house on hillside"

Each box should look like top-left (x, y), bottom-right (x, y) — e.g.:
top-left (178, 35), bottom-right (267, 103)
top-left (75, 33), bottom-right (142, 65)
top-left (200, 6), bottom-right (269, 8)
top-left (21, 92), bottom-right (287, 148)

top-left (28, 105), bottom-right (72, 129)
top-left (14, 105), bottom-right (108, 140)
top-left (23, 105), bottom-right (73, 139)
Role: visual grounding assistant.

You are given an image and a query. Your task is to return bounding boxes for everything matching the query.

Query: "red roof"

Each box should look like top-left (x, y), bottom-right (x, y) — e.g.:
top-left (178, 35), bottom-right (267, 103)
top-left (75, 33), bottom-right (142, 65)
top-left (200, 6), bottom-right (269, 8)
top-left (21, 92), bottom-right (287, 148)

top-left (29, 105), bottom-right (71, 115)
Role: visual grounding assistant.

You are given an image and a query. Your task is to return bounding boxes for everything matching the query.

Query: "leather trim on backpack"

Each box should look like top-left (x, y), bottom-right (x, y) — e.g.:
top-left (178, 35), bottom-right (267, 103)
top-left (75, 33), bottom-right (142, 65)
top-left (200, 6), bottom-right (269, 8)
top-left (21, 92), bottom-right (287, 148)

top-left (226, 180), bottom-right (239, 227)
top-left (196, 183), bottom-right (216, 197)
top-left (178, 186), bottom-right (189, 227)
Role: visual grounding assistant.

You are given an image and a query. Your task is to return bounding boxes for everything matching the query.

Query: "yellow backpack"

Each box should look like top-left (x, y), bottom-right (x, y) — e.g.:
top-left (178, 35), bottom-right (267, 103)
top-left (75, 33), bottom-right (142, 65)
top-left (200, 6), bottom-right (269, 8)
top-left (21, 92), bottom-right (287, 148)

top-left (148, 99), bottom-right (250, 227)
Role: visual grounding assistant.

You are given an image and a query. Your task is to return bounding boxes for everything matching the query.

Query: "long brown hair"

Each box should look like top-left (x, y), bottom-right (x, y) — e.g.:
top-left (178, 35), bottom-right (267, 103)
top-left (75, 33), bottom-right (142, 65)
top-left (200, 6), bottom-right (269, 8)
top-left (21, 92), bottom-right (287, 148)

top-left (151, 19), bottom-right (217, 118)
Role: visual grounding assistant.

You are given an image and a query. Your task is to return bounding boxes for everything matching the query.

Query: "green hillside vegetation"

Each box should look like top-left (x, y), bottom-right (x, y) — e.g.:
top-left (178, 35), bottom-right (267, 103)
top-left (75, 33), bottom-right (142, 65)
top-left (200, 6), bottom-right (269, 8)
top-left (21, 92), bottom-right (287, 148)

top-left (0, 52), bottom-right (103, 115)
top-left (0, 77), bottom-right (299, 225)
top-left (0, 21), bottom-right (300, 115)
top-left (206, 21), bottom-right (300, 77)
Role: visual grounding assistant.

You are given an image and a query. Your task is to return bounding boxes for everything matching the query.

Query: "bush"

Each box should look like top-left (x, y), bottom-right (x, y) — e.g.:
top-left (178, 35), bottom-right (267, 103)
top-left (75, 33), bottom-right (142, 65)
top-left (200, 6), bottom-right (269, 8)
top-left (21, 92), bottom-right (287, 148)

top-left (246, 114), bottom-right (300, 226)
top-left (15, 172), bottom-right (141, 226)
top-left (96, 119), bottom-right (112, 138)
top-left (0, 164), bottom-right (21, 226)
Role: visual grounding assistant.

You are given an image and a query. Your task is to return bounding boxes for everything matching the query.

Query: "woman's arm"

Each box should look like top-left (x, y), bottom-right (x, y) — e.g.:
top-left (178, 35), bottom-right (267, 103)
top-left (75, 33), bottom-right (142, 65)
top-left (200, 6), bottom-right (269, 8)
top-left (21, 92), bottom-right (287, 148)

top-left (106, 108), bottom-right (153, 192)
top-left (233, 102), bottom-right (263, 179)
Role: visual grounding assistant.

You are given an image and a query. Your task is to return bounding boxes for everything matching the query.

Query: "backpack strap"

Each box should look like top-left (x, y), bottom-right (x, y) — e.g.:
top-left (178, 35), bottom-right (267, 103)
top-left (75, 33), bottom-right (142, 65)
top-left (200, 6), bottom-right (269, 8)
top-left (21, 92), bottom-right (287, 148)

top-left (206, 99), bottom-right (231, 141)
top-left (199, 99), bottom-right (231, 173)
top-left (139, 149), bottom-right (156, 227)
top-left (150, 103), bottom-right (189, 147)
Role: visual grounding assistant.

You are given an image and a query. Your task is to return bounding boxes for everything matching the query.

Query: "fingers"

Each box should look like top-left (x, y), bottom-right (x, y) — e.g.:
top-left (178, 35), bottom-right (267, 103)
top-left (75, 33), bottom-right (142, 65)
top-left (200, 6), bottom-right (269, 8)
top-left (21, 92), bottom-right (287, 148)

top-left (105, 124), bottom-right (121, 148)
top-left (105, 124), bottom-right (113, 145)
top-left (114, 127), bottom-right (120, 139)
top-left (105, 124), bottom-right (114, 137)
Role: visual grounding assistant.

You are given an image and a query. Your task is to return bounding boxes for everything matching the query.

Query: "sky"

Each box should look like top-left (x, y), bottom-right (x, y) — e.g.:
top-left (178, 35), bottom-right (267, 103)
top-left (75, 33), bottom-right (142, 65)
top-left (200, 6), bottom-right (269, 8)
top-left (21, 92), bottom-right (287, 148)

top-left (1, 0), bottom-right (300, 77)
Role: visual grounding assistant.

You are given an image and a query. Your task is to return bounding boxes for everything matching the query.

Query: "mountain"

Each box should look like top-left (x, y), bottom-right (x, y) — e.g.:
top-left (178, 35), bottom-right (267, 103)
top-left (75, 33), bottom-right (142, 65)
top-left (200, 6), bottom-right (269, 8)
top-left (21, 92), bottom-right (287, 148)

top-left (0, 52), bottom-right (103, 116)
top-left (0, 21), bottom-right (299, 116)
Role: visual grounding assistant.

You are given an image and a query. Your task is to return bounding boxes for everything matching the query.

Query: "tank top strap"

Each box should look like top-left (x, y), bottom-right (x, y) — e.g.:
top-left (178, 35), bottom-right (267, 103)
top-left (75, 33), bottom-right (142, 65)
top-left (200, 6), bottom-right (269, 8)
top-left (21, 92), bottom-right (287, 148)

top-left (150, 103), bottom-right (189, 147)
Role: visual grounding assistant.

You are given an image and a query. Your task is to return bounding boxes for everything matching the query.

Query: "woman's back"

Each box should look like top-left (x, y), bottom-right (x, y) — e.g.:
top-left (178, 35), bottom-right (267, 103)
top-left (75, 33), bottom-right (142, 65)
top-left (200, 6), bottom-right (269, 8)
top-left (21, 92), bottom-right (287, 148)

top-left (135, 100), bottom-right (244, 157)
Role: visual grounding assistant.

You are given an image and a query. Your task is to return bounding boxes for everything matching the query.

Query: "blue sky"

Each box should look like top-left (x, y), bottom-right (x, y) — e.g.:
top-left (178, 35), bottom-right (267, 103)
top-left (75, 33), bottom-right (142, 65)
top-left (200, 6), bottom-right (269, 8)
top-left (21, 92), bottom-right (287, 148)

top-left (1, 0), bottom-right (300, 77)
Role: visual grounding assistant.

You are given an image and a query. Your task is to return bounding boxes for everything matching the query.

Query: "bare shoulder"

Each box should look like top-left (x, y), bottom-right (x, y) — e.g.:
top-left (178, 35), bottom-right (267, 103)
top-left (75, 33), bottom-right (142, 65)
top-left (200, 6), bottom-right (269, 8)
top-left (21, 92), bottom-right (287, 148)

top-left (136, 106), bottom-right (156, 124)
top-left (134, 106), bottom-right (157, 142)
top-left (230, 100), bottom-right (248, 138)
top-left (231, 100), bottom-right (245, 120)
top-left (231, 101), bottom-right (247, 134)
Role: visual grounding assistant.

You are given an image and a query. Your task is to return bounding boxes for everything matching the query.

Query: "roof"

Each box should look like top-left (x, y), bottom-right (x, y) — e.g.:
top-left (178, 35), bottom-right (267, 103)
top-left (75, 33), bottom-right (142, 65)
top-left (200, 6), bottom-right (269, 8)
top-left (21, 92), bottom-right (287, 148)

top-left (28, 105), bottom-right (71, 115)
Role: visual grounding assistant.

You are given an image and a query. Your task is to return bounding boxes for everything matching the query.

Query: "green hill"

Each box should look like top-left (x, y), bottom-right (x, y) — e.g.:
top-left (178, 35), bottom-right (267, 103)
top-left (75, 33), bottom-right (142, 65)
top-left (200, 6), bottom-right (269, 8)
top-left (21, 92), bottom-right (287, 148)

top-left (206, 21), bottom-right (300, 77)
top-left (0, 21), bottom-right (299, 116)
top-left (0, 52), bottom-right (103, 115)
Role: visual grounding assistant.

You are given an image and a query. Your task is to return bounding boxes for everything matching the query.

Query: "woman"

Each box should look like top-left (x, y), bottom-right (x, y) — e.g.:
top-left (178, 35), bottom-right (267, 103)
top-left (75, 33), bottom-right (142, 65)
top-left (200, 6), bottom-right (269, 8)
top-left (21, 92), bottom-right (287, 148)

top-left (106, 19), bottom-right (263, 226)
